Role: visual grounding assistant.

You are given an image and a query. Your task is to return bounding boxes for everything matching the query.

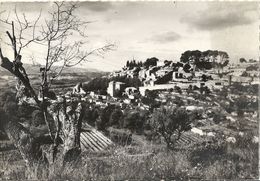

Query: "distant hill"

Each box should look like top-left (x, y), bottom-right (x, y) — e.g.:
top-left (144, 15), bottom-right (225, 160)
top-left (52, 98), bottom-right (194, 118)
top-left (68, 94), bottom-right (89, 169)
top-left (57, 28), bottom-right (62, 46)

top-left (24, 64), bottom-right (103, 75)
top-left (0, 63), bottom-right (104, 76)
top-left (0, 63), bottom-right (108, 92)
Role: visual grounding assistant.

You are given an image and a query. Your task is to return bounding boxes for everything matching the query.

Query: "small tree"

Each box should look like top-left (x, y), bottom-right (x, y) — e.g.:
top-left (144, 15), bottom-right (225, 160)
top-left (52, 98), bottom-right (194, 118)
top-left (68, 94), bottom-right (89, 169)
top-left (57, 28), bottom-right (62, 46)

top-left (235, 95), bottom-right (248, 117)
top-left (109, 108), bottom-right (123, 128)
top-left (239, 58), bottom-right (247, 63)
top-left (141, 90), bottom-right (160, 111)
top-left (144, 57), bottom-right (159, 68)
top-left (241, 71), bottom-right (249, 77)
top-left (123, 111), bottom-right (143, 133)
top-left (97, 104), bottom-right (117, 131)
top-left (84, 107), bottom-right (99, 126)
top-left (149, 106), bottom-right (192, 150)
top-left (174, 85), bottom-right (182, 94)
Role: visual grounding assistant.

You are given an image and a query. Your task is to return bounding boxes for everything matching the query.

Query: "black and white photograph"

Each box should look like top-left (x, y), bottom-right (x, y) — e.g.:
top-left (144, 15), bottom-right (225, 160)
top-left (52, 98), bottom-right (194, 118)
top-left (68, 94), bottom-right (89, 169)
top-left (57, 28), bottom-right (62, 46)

top-left (0, 1), bottom-right (258, 180)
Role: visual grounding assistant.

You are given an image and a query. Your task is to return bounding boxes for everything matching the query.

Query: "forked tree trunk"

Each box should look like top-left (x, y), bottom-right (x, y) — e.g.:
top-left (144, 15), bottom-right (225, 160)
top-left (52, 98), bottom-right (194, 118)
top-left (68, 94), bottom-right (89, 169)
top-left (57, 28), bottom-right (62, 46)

top-left (49, 99), bottom-right (84, 163)
top-left (0, 19), bottom-right (87, 179)
top-left (0, 49), bottom-right (84, 179)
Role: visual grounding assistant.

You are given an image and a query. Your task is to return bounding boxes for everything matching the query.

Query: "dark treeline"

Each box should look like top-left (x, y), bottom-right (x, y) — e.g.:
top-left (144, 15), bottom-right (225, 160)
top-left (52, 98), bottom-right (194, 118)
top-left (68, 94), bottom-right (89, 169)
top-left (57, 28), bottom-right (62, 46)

top-left (125, 57), bottom-right (160, 69)
top-left (126, 60), bottom-right (143, 69)
top-left (84, 105), bottom-right (149, 134)
top-left (83, 76), bottom-right (142, 94)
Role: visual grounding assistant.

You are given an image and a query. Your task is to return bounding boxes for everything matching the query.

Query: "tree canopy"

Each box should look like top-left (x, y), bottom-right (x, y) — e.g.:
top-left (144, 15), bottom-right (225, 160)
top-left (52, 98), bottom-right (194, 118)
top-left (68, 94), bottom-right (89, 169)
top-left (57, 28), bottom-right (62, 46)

top-left (180, 50), bottom-right (229, 70)
top-left (144, 57), bottom-right (159, 68)
top-left (239, 58), bottom-right (247, 63)
top-left (149, 106), bottom-right (192, 149)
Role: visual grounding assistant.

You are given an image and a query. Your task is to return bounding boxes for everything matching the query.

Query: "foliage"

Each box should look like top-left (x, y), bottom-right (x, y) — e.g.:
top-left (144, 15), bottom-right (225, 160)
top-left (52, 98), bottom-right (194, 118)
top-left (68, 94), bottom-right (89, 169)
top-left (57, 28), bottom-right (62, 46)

top-left (83, 107), bottom-right (99, 126)
top-left (111, 76), bottom-right (142, 88)
top-left (155, 71), bottom-right (173, 84)
top-left (144, 57), bottom-right (159, 68)
top-left (123, 111), bottom-right (146, 133)
top-left (246, 64), bottom-right (259, 71)
top-left (249, 59), bottom-right (257, 63)
top-left (180, 50), bottom-right (229, 70)
top-left (201, 74), bottom-right (213, 82)
top-left (174, 86), bottom-right (182, 94)
top-left (241, 71), bottom-right (249, 77)
top-left (172, 96), bottom-right (184, 107)
top-left (149, 106), bottom-right (192, 149)
top-left (164, 60), bottom-right (172, 67)
top-left (211, 108), bottom-right (227, 124)
top-left (183, 63), bottom-right (192, 72)
top-left (126, 60), bottom-right (143, 69)
top-left (239, 58), bottom-right (247, 63)
top-left (108, 108), bottom-right (123, 128)
top-left (235, 95), bottom-right (248, 117)
top-left (96, 105), bottom-right (116, 131)
top-left (230, 83), bottom-right (253, 95)
top-left (141, 90), bottom-right (160, 110)
top-left (83, 77), bottom-right (110, 92)
top-left (84, 76), bottom-right (142, 93)
top-left (108, 128), bottom-right (132, 145)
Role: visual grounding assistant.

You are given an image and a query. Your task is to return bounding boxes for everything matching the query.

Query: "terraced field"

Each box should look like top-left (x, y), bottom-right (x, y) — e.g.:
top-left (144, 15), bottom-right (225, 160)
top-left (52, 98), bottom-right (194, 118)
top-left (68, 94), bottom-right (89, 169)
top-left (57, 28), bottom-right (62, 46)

top-left (176, 132), bottom-right (206, 146)
top-left (80, 129), bottom-right (113, 152)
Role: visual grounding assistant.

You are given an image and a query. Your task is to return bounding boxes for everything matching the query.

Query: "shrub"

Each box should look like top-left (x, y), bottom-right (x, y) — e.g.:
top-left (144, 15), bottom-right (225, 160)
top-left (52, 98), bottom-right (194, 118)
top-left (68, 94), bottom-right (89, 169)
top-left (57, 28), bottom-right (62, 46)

top-left (123, 111), bottom-right (145, 133)
top-left (97, 105), bottom-right (116, 130)
top-left (84, 107), bottom-right (99, 126)
top-left (205, 159), bottom-right (237, 179)
top-left (108, 108), bottom-right (123, 128)
top-left (174, 86), bottom-right (182, 94)
top-left (108, 128), bottom-right (132, 145)
top-left (235, 95), bottom-right (248, 117)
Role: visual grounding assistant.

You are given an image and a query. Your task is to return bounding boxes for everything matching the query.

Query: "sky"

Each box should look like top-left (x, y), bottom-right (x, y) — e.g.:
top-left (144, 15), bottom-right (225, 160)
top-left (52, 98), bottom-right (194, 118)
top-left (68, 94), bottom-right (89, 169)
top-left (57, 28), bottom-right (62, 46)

top-left (0, 1), bottom-right (259, 72)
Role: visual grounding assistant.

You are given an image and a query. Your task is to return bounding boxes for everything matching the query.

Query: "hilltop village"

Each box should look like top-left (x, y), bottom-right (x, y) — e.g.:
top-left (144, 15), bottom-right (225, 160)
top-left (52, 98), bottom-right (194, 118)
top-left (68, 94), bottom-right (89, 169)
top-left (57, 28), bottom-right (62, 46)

top-left (71, 50), bottom-right (259, 146)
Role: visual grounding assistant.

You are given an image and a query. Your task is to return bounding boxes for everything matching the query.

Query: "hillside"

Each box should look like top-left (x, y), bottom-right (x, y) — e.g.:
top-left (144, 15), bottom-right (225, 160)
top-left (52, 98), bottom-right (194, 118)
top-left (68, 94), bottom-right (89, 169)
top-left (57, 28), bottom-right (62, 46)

top-left (0, 64), bottom-right (108, 92)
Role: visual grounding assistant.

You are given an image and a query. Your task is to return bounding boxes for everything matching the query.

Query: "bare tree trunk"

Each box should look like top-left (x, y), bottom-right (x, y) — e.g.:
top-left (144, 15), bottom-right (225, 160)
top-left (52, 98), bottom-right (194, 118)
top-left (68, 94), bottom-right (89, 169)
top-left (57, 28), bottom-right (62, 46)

top-left (29, 97), bottom-right (84, 179)
top-left (49, 98), bottom-right (85, 163)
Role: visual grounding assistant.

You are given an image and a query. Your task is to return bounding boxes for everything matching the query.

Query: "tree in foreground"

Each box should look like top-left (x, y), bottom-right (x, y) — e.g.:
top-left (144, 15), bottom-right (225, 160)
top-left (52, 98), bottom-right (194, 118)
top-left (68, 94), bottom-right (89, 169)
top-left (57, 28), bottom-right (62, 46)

top-left (149, 106), bottom-right (192, 150)
top-left (0, 2), bottom-right (114, 179)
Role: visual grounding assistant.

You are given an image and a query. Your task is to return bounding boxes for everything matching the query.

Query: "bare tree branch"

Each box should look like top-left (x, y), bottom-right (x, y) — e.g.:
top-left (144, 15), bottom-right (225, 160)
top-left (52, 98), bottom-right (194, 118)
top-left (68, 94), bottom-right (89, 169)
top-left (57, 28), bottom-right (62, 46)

top-left (0, 3), bottom-right (116, 174)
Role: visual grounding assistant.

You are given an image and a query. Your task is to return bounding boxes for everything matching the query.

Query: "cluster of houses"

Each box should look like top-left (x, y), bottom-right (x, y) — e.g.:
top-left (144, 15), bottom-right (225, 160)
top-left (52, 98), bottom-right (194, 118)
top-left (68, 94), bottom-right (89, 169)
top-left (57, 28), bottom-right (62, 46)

top-left (106, 60), bottom-right (259, 97)
top-left (59, 59), bottom-right (259, 118)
